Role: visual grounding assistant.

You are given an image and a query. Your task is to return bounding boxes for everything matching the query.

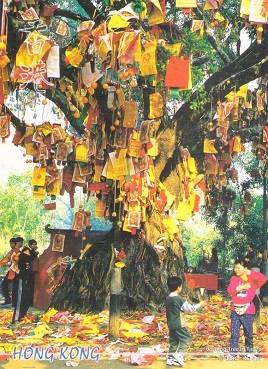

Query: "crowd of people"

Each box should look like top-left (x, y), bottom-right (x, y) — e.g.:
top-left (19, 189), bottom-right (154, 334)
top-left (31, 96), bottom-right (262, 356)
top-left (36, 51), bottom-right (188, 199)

top-left (0, 236), bottom-right (39, 324)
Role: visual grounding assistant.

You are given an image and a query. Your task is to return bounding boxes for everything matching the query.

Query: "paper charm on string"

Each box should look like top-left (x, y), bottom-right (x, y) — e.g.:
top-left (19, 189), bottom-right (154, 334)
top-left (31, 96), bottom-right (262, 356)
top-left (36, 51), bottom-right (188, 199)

top-left (72, 205), bottom-right (91, 235)
top-left (140, 120), bottom-right (153, 143)
top-left (149, 92), bottom-right (163, 119)
top-left (122, 101), bottom-right (138, 128)
top-left (128, 131), bottom-right (143, 158)
top-left (72, 165), bottom-right (87, 184)
top-left (140, 40), bottom-right (158, 76)
top-left (56, 21), bottom-right (71, 37)
top-left (191, 20), bottom-right (204, 37)
top-left (95, 200), bottom-right (106, 218)
top-left (176, 0), bottom-right (197, 7)
top-left (14, 30), bottom-right (54, 89)
top-left (165, 57), bottom-right (192, 90)
top-left (118, 30), bottom-right (140, 65)
top-left (56, 142), bottom-right (69, 162)
top-left (50, 19), bottom-right (72, 47)
top-left (114, 126), bottom-right (128, 148)
top-left (127, 210), bottom-right (141, 228)
top-left (0, 114), bottom-right (10, 143)
top-left (147, 0), bottom-right (166, 26)
top-left (32, 166), bottom-right (46, 187)
top-left (19, 7), bottom-right (39, 21)
top-left (52, 234), bottom-right (65, 252)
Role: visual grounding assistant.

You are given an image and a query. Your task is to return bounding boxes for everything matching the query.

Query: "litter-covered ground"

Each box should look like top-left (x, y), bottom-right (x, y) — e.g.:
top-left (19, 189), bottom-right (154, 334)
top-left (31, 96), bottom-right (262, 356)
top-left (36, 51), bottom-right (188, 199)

top-left (0, 294), bottom-right (267, 367)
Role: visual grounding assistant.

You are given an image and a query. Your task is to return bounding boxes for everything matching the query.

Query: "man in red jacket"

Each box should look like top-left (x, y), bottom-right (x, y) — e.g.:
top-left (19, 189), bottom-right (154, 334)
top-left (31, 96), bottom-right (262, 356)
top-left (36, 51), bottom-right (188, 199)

top-left (227, 259), bottom-right (267, 360)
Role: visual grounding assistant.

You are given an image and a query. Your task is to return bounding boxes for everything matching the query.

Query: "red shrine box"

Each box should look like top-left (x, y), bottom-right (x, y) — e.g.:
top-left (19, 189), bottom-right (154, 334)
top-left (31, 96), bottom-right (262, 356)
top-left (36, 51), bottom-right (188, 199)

top-left (185, 273), bottom-right (218, 293)
top-left (33, 225), bottom-right (109, 310)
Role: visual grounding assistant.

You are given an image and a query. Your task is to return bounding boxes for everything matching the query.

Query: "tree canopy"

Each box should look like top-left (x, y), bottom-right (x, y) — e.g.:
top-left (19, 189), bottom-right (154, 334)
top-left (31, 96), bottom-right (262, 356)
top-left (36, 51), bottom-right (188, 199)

top-left (1, 0), bottom-right (268, 310)
top-left (1, 1), bottom-right (267, 206)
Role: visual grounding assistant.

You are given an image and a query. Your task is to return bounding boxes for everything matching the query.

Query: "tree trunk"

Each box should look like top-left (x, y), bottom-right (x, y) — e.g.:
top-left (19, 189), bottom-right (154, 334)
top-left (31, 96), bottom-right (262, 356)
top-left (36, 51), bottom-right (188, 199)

top-left (50, 219), bottom-right (187, 312)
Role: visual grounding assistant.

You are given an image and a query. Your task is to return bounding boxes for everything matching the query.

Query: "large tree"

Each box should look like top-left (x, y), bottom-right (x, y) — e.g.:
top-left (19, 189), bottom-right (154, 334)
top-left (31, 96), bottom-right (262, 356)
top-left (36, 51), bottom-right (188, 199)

top-left (1, 0), bottom-right (268, 311)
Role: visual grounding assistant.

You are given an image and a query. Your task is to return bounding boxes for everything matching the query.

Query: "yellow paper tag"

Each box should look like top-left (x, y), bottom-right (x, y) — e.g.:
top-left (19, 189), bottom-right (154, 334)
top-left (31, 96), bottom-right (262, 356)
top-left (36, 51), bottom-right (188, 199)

top-left (32, 167), bottom-right (46, 186)
top-left (140, 40), bottom-right (157, 76)
top-left (148, 0), bottom-right (165, 26)
top-left (75, 143), bottom-right (89, 163)
top-left (176, 0), bottom-right (197, 7)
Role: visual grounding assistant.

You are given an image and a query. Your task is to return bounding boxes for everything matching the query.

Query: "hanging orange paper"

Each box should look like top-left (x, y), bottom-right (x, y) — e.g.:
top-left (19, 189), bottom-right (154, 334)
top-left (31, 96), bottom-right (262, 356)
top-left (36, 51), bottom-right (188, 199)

top-left (165, 57), bottom-right (191, 89)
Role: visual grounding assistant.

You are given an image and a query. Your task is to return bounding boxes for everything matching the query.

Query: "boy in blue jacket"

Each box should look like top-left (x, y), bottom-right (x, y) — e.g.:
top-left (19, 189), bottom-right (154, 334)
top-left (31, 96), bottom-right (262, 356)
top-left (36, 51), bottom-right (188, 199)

top-left (166, 276), bottom-right (207, 366)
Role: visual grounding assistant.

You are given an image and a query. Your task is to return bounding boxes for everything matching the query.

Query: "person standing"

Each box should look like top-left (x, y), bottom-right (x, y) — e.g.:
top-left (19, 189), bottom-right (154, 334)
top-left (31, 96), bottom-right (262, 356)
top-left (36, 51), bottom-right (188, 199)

top-left (244, 245), bottom-right (257, 269)
top-left (208, 247), bottom-right (219, 273)
top-left (12, 239), bottom-right (39, 324)
top-left (258, 250), bottom-right (268, 301)
top-left (227, 259), bottom-right (267, 360)
top-left (0, 238), bottom-right (20, 305)
top-left (165, 276), bottom-right (207, 366)
top-left (27, 239), bottom-right (39, 306)
top-left (244, 245), bottom-right (261, 322)
top-left (182, 247), bottom-right (188, 272)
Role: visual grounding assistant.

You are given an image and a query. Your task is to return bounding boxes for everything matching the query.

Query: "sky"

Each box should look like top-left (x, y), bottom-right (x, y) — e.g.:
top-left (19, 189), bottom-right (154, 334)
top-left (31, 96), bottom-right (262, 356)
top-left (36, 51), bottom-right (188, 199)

top-left (0, 95), bottom-right (64, 184)
top-left (0, 126), bottom-right (30, 184)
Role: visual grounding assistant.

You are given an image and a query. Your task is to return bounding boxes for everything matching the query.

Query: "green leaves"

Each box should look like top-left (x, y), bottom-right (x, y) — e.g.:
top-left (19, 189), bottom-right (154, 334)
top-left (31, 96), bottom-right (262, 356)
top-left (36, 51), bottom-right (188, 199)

top-left (132, 0), bottom-right (146, 13)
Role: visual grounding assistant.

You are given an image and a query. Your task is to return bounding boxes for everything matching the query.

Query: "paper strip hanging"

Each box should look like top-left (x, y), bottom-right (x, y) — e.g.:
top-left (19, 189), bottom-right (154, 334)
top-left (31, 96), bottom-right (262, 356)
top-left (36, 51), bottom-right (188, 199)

top-left (32, 166), bottom-right (46, 186)
top-left (123, 101), bottom-right (138, 128)
top-left (46, 45), bottom-right (60, 78)
top-left (147, 0), bottom-right (165, 26)
top-left (249, 0), bottom-right (266, 22)
top-left (95, 200), bottom-right (106, 218)
top-left (52, 234), bottom-right (65, 252)
top-left (176, 0), bottom-right (197, 7)
top-left (165, 57), bottom-right (191, 89)
top-left (140, 40), bottom-right (157, 76)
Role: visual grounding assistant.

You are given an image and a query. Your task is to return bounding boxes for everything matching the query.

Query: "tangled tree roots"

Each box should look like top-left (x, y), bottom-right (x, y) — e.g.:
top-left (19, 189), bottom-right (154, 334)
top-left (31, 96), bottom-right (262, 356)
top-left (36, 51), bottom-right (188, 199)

top-left (50, 226), bottom-right (189, 313)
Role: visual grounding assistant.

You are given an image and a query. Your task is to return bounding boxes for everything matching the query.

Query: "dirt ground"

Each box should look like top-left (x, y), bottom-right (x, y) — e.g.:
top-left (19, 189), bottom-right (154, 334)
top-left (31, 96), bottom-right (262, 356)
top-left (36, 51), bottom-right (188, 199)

top-left (1, 356), bottom-right (268, 369)
top-left (0, 295), bottom-right (267, 369)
